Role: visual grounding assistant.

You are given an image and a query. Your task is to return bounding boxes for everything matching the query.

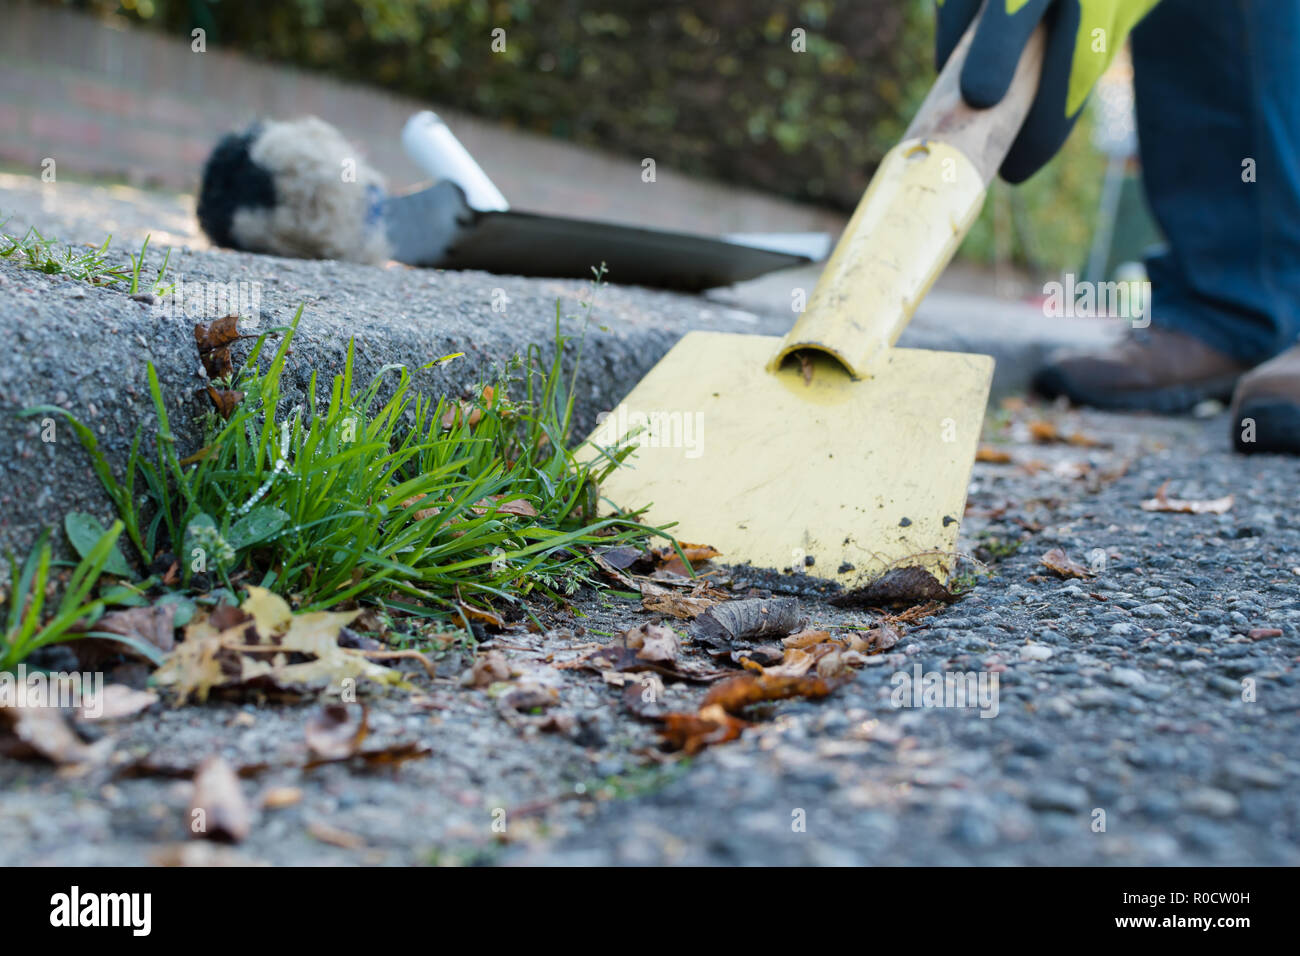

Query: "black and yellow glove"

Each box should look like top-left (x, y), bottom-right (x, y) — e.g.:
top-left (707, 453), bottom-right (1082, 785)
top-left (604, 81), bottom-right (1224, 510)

top-left (935, 0), bottom-right (1160, 182)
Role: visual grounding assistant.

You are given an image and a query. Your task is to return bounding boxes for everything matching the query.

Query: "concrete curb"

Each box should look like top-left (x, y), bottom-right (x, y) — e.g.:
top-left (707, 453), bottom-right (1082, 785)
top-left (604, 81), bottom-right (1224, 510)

top-left (0, 247), bottom-right (786, 559)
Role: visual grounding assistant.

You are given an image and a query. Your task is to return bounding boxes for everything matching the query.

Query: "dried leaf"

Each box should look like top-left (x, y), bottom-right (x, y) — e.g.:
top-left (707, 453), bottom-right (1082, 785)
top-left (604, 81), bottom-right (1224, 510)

top-left (560, 643), bottom-right (726, 684)
top-left (458, 601), bottom-right (506, 631)
top-left (703, 672), bottom-right (839, 713)
top-left (830, 566), bottom-right (957, 609)
top-left (190, 756), bottom-right (252, 843)
top-left (306, 819), bottom-right (366, 850)
top-left (462, 649), bottom-right (512, 687)
top-left (658, 704), bottom-right (748, 754)
top-left (72, 602), bottom-right (176, 667)
top-left (847, 625), bottom-right (902, 654)
top-left (652, 542), bottom-right (722, 566)
top-left (152, 843), bottom-right (263, 867)
top-left (1026, 420), bottom-right (1106, 447)
top-left (0, 704), bottom-right (112, 766)
top-left (242, 588), bottom-right (294, 636)
top-left (492, 496), bottom-right (538, 517)
top-left (596, 546), bottom-right (650, 571)
top-left (621, 674), bottom-right (667, 718)
top-left (1141, 481), bottom-right (1233, 514)
top-left (976, 444), bottom-right (1013, 464)
top-left (261, 786), bottom-right (303, 809)
top-left (153, 587), bottom-right (403, 702)
top-left (1040, 547), bottom-right (1093, 579)
top-left (782, 629), bottom-right (835, 649)
top-left (205, 386), bottom-right (244, 418)
top-left (691, 597), bottom-right (805, 648)
top-left (640, 581), bottom-right (718, 619)
top-left (304, 703), bottom-right (367, 760)
top-left (78, 684), bottom-right (159, 721)
top-left (623, 622), bottom-right (680, 663)
top-left (193, 314), bottom-right (241, 353)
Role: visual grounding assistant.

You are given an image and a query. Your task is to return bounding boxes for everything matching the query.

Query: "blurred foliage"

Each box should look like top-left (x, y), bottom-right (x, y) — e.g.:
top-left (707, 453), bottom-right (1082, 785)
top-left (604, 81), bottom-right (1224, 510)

top-left (53, 0), bottom-right (1103, 270)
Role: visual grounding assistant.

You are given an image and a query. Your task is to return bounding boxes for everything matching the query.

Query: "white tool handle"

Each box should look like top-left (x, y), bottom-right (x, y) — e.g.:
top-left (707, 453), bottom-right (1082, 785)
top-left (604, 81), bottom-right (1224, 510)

top-left (401, 111), bottom-right (510, 212)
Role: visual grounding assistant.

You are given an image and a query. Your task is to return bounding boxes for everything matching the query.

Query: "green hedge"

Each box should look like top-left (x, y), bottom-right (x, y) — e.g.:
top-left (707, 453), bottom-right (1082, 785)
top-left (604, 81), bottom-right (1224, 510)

top-left (57, 0), bottom-right (1102, 271)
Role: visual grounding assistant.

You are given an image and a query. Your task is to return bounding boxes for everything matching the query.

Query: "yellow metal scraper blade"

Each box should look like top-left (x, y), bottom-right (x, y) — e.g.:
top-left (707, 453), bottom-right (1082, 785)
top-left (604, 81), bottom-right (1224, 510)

top-left (589, 331), bottom-right (993, 586)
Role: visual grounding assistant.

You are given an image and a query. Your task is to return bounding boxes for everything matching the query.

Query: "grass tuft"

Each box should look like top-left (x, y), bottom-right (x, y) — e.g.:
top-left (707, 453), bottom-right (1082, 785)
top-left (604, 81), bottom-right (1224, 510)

top-left (24, 291), bottom-right (665, 622)
top-left (0, 522), bottom-right (125, 672)
top-left (0, 216), bottom-right (173, 294)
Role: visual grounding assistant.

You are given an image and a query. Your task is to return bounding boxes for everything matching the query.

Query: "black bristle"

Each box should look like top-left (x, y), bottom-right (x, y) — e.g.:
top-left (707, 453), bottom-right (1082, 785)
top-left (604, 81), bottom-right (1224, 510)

top-left (196, 124), bottom-right (276, 249)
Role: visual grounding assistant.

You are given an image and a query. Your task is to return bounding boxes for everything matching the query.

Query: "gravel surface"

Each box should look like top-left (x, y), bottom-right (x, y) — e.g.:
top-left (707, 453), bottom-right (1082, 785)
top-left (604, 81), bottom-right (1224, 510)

top-left (2, 172), bottom-right (1298, 867)
top-left (2, 399), bottom-right (1296, 866)
top-left (511, 409), bottom-right (1300, 866)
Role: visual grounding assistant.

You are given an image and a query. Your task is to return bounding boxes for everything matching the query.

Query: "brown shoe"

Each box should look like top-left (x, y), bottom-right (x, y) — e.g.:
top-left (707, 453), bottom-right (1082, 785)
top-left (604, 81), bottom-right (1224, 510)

top-left (1231, 343), bottom-right (1300, 454)
top-left (1033, 329), bottom-right (1251, 413)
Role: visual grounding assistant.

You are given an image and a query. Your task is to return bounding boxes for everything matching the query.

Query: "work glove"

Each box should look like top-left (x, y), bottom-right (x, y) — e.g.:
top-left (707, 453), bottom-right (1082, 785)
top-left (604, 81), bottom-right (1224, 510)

top-left (935, 0), bottom-right (1160, 182)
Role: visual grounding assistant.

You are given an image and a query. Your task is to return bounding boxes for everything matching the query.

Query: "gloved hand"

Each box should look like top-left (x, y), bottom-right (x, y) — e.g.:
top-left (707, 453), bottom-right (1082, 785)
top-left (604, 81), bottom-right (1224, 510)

top-left (935, 0), bottom-right (1160, 182)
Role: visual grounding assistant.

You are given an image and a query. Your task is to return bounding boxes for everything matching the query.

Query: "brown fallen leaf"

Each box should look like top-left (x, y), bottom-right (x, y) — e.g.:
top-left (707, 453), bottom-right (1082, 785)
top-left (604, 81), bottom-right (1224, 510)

top-left (830, 566), bottom-right (957, 609)
top-left (623, 622), bottom-right (680, 664)
top-left (659, 704), bottom-right (748, 755)
top-left (193, 315), bottom-right (250, 381)
top-left (306, 819), bottom-right (366, 850)
top-left (304, 703), bottom-right (368, 761)
top-left (847, 624), bottom-right (902, 654)
top-left (462, 649), bottom-right (513, 688)
top-left (458, 600), bottom-right (506, 631)
top-left (193, 314), bottom-right (242, 353)
top-left (0, 704), bottom-right (112, 766)
top-left (597, 546), bottom-right (653, 572)
top-left (153, 588), bottom-right (404, 702)
top-left (498, 684), bottom-right (559, 713)
top-left (1051, 460), bottom-right (1092, 480)
top-left (440, 384), bottom-right (502, 430)
top-left (152, 843), bottom-right (265, 867)
top-left (304, 738), bottom-right (432, 771)
top-left (640, 581), bottom-right (718, 619)
top-left (190, 756), bottom-right (252, 843)
top-left (650, 541), bottom-right (722, 575)
top-left (491, 496), bottom-right (538, 517)
top-left (619, 671), bottom-right (666, 712)
top-left (559, 643), bottom-right (727, 684)
top-left (1028, 420), bottom-right (1107, 447)
top-left (1140, 481), bottom-right (1234, 515)
top-left (691, 597), bottom-right (805, 648)
top-left (704, 671), bottom-right (839, 714)
top-left (205, 386), bottom-right (244, 419)
top-left (1040, 547), bottom-right (1093, 580)
top-left (976, 444), bottom-right (1014, 464)
top-left (261, 786), bottom-right (303, 810)
top-left (89, 604), bottom-right (178, 658)
top-left (78, 684), bottom-right (159, 721)
top-left (763, 643), bottom-right (846, 678)
top-left (782, 629), bottom-right (836, 649)
top-left (724, 645), bottom-right (785, 668)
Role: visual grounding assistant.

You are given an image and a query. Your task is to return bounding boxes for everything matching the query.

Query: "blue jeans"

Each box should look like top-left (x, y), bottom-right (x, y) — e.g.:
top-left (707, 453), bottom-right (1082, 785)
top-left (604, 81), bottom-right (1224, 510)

top-left (1132, 0), bottom-right (1300, 364)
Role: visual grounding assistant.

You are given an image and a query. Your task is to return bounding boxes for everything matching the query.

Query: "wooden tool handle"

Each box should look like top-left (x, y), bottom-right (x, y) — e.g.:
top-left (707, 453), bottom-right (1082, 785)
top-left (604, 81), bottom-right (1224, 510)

top-left (905, 11), bottom-right (1047, 183)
